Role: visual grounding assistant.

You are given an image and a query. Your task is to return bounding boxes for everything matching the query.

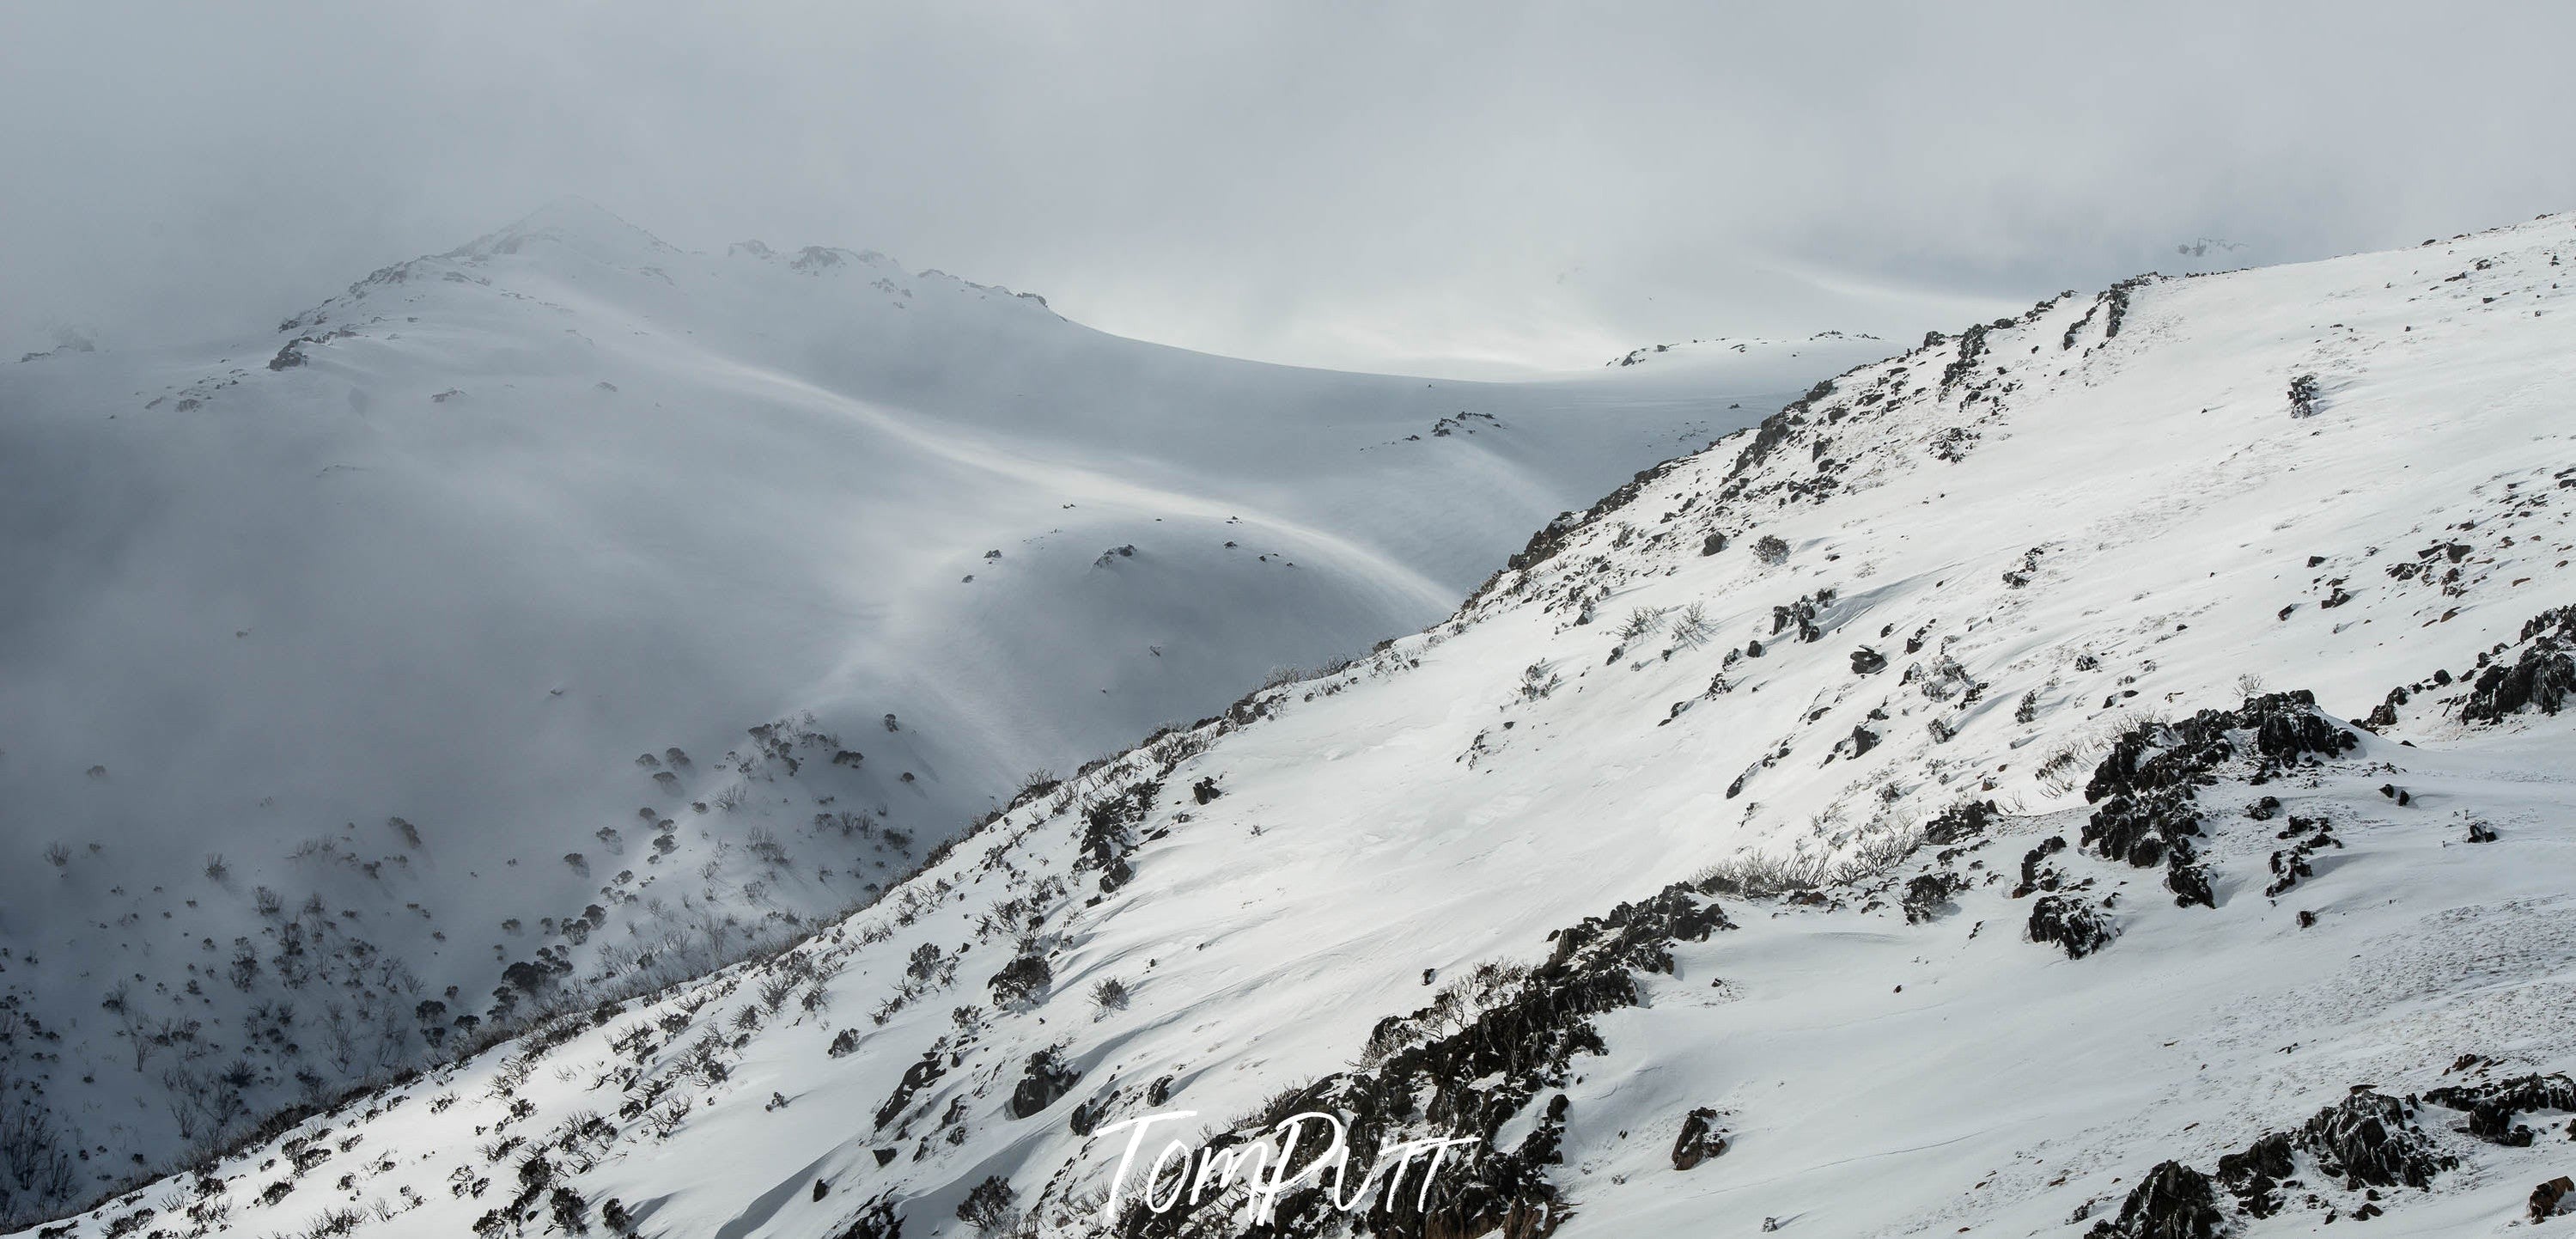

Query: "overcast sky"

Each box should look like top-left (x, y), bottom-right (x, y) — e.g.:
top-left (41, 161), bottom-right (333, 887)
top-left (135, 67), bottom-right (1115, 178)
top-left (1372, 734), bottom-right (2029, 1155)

top-left (7, 1), bottom-right (2574, 376)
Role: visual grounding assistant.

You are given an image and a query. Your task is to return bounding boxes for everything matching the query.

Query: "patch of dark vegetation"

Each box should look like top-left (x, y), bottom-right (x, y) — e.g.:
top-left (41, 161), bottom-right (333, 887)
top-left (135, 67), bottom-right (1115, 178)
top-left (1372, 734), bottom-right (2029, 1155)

top-left (1075, 779), bottom-right (1160, 894)
top-left (1921, 799), bottom-right (1999, 846)
top-left (985, 952), bottom-right (1051, 1009)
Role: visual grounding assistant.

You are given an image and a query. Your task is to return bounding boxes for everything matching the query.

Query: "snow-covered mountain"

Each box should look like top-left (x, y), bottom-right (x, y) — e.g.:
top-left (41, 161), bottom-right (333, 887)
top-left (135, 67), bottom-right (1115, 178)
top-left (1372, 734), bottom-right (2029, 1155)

top-left (0, 199), bottom-right (1893, 1222)
top-left (15, 211), bottom-right (2576, 1239)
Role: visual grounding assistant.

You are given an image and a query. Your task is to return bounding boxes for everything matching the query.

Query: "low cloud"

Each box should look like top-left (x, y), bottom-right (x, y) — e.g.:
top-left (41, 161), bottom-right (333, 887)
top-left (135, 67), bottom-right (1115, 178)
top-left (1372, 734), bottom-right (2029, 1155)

top-left (5, 1), bottom-right (2571, 374)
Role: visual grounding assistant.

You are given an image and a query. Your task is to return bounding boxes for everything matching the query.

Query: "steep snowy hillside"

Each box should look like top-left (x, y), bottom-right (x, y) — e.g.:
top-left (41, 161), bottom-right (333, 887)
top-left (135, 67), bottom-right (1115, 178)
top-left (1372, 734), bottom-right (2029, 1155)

top-left (15, 213), bottom-right (2576, 1239)
top-left (0, 199), bottom-right (1888, 1221)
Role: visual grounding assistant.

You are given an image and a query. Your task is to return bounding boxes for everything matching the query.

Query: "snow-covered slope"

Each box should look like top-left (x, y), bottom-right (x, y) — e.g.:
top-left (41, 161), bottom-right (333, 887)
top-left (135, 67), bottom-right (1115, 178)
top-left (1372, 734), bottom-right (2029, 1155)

top-left (17, 212), bottom-right (2576, 1239)
top-left (0, 199), bottom-right (1890, 1221)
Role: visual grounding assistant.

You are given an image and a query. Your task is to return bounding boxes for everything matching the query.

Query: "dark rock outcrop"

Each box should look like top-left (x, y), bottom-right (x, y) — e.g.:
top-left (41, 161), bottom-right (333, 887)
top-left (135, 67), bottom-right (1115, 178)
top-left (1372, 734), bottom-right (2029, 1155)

top-left (2027, 894), bottom-right (2115, 959)
top-left (2460, 606), bottom-right (2576, 723)
top-left (1005, 1048), bottom-right (1081, 1120)
top-left (2086, 1160), bottom-right (2226, 1239)
top-left (1671, 1108), bottom-right (1730, 1170)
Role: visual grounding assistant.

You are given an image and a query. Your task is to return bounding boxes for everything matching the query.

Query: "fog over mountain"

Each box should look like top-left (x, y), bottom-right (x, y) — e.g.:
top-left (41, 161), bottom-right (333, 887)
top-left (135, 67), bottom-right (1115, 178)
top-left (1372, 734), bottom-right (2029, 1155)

top-left (7, 5), bottom-right (2576, 1237)
top-left (7, 3), bottom-right (2576, 375)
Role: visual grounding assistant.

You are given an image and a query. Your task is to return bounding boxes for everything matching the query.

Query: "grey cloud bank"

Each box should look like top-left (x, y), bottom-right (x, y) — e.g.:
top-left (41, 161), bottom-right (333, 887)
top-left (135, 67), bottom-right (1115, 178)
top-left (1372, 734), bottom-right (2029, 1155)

top-left (5, 0), bottom-right (2573, 375)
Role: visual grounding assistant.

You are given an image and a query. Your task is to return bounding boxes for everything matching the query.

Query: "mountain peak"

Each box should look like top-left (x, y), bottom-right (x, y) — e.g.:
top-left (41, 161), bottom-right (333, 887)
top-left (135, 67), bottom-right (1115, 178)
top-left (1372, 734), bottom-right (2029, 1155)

top-left (446, 195), bottom-right (679, 264)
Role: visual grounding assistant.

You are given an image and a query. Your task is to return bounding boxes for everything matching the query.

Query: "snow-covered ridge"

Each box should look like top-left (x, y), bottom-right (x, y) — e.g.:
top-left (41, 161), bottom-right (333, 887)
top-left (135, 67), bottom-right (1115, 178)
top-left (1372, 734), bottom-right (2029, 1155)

top-left (1605, 330), bottom-right (1881, 369)
top-left (0, 200), bottom-right (1876, 1223)
top-left (14, 212), bottom-right (2576, 1238)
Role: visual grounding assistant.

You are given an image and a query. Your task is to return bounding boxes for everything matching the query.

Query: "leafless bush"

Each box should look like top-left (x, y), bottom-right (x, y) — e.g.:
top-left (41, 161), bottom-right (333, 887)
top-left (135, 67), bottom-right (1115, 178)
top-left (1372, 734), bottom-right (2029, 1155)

top-left (1010, 769), bottom-right (1062, 807)
top-left (1690, 850), bottom-right (1830, 897)
top-left (757, 974), bottom-right (797, 1013)
top-left (640, 1097), bottom-right (691, 1139)
top-left (2034, 736), bottom-right (2099, 797)
top-left (1669, 602), bottom-right (1711, 649)
top-left (1089, 977), bottom-right (1130, 1013)
top-left (956, 1175), bottom-right (1018, 1232)
top-left (1691, 827), bottom-right (1918, 898)
top-left (1518, 660), bottom-right (1562, 702)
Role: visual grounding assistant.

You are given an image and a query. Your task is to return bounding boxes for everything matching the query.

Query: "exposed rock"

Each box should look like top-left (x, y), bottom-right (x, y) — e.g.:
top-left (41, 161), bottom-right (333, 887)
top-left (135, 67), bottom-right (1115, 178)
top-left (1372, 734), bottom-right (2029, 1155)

top-left (1005, 1047), bottom-right (1080, 1120)
top-left (2028, 894), bottom-right (2116, 959)
top-left (2424, 1072), bottom-right (2576, 1146)
top-left (2535, 1175), bottom-right (2573, 1224)
top-left (2082, 691), bottom-right (2357, 912)
top-left (1671, 1107), bottom-right (1730, 1170)
top-left (2298, 1090), bottom-right (2453, 1189)
top-left (1902, 871), bottom-right (1966, 924)
top-left (2086, 1160), bottom-right (2226, 1239)
top-left (2460, 606), bottom-right (2576, 723)
top-left (873, 1052), bottom-right (945, 1130)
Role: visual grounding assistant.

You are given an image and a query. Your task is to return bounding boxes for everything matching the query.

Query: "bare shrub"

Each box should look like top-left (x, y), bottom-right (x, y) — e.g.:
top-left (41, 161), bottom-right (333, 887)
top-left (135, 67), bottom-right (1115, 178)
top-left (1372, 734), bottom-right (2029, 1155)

top-left (956, 1175), bottom-right (1017, 1233)
top-left (1669, 602), bottom-right (1711, 648)
top-left (1089, 978), bottom-right (1130, 1013)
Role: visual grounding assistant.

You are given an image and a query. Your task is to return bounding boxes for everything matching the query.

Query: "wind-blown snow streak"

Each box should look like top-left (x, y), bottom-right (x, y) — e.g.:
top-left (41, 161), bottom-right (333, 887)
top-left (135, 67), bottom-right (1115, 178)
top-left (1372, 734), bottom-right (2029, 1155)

top-left (0, 199), bottom-right (1886, 1221)
top-left (21, 209), bottom-right (2572, 1239)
